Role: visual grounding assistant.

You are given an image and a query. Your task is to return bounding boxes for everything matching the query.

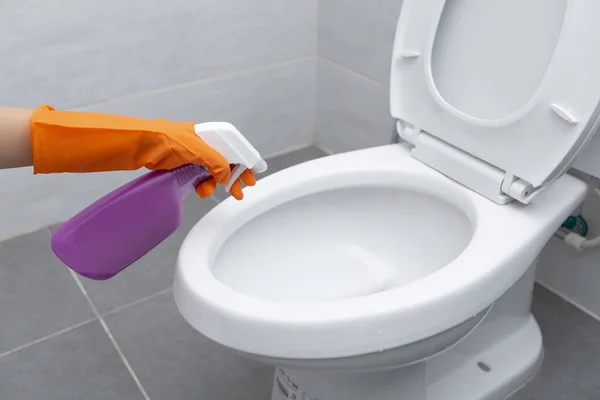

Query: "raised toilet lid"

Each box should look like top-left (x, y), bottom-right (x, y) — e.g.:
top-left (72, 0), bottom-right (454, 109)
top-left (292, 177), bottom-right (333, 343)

top-left (391, 0), bottom-right (600, 204)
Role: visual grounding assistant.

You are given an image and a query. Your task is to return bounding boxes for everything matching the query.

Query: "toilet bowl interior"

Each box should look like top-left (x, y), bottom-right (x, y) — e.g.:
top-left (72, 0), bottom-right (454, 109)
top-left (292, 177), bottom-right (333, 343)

top-left (211, 185), bottom-right (474, 303)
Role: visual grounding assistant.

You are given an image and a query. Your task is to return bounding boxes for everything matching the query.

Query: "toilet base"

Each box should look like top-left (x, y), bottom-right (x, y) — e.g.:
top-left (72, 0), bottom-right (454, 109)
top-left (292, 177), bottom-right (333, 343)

top-left (271, 314), bottom-right (543, 400)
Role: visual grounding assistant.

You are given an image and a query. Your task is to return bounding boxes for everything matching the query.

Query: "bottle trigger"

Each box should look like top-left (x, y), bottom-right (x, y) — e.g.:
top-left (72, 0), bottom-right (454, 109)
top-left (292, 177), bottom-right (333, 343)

top-left (226, 164), bottom-right (247, 192)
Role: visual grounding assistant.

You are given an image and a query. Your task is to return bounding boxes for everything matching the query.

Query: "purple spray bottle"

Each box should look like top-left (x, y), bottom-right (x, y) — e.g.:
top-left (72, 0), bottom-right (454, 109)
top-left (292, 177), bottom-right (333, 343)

top-left (50, 122), bottom-right (267, 280)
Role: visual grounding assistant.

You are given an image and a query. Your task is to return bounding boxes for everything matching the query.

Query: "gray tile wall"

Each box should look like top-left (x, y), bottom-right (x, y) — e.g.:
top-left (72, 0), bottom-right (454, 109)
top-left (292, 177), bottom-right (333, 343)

top-left (315, 0), bottom-right (600, 319)
top-left (0, 0), bottom-right (317, 240)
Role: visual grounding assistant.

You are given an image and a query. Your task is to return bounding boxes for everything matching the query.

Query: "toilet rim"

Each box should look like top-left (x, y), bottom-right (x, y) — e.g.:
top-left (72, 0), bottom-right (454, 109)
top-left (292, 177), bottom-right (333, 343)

top-left (175, 147), bottom-right (534, 359)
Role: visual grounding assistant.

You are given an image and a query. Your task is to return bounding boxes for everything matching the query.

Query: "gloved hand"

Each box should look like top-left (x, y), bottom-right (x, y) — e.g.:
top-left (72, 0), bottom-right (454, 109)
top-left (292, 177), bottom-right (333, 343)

top-left (30, 104), bottom-right (254, 200)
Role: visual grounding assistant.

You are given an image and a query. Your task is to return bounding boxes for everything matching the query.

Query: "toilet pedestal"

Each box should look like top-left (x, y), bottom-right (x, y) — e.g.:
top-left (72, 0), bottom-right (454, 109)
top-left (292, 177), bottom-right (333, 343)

top-left (270, 264), bottom-right (542, 400)
top-left (271, 317), bottom-right (542, 400)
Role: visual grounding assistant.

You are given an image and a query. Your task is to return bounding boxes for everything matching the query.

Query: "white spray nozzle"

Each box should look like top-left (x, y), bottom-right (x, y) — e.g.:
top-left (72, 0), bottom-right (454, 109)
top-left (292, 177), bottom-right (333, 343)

top-left (194, 122), bottom-right (267, 193)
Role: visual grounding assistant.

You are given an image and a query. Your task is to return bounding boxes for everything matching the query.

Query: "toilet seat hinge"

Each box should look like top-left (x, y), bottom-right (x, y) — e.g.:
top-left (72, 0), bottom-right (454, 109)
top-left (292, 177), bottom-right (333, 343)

top-left (396, 120), bottom-right (541, 205)
top-left (500, 174), bottom-right (539, 204)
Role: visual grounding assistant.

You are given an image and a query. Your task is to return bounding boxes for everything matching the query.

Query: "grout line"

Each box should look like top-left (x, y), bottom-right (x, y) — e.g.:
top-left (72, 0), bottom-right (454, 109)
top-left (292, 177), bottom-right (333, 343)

top-left (97, 317), bottom-right (151, 400)
top-left (318, 54), bottom-right (389, 89)
top-left (0, 317), bottom-right (98, 359)
top-left (311, 58), bottom-right (320, 144)
top-left (0, 224), bottom-right (54, 243)
top-left (69, 270), bottom-right (151, 400)
top-left (74, 55), bottom-right (315, 111)
top-left (536, 280), bottom-right (600, 322)
top-left (314, 143), bottom-right (335, 156)
top-left (100, 287), bottom-right (173, 319)
top-left (210, 196), bottom-right (221, 206)
top-left (43, 226), bottom-right (53, 237)
top-left (0, 286), bottom-right (175, 360)
top-left (314, 0), bottom-right (320, 57)
top-left (312, 0), bottom-right (321, 145)
top-left (313, 0), bottom-right (321, 145)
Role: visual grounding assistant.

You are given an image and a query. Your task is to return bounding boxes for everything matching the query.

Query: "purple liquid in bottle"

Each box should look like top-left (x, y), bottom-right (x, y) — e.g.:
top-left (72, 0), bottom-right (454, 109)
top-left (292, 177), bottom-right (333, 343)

top-left (51, 164), bottom-right (211, 280)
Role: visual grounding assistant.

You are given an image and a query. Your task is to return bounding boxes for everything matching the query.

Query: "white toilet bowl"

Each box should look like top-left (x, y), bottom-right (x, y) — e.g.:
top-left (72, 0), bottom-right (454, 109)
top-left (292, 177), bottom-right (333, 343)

top-left (174, 145), bottom-right (586, 399)
top-left (175, 144), bottom-right (585, 358)
top-left (174, 0), bottom-right (600, 398)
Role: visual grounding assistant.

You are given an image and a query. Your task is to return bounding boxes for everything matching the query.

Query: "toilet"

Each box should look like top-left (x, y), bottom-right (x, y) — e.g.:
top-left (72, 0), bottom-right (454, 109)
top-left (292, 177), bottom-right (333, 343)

top-left (174, 0), bottom-right (600, 399)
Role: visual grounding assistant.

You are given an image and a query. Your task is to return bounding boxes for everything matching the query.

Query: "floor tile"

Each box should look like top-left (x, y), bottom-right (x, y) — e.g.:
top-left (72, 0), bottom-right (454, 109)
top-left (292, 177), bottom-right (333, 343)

top-left (0, 321), bottom-right (145, 400)
top-left (0, 230), bottom-right (94, 353)
top-left (105, 292), bottom-right (274, 400)
top-left (214, 146), bottom-right (328, 201)
top-left (511, 285), bottom-right (600, 399)
top-left (74, 196), bottom-right (217, 314)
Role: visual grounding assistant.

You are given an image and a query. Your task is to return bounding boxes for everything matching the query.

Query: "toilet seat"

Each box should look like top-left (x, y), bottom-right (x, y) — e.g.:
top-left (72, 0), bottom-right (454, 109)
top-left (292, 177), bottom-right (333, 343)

top-left (391, 0), bottom-right (600, 204)
top-left (174, 145), bottom-right (586, 360)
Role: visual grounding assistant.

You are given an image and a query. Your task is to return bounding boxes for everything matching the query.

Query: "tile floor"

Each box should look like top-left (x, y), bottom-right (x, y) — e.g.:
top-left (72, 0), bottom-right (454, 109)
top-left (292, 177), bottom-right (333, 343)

top-left (0, 146), bottom-right (599, 400)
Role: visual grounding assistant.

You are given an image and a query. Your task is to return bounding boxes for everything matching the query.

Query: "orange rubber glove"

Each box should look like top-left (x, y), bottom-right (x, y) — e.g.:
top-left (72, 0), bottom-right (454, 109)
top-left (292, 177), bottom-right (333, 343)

top-left (30, 105), bottom-right (255, 200)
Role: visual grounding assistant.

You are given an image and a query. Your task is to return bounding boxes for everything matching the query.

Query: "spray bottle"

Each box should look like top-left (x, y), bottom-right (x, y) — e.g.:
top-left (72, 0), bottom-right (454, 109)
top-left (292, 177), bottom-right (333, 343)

top-left (51, 122), bottom-right (267, 280)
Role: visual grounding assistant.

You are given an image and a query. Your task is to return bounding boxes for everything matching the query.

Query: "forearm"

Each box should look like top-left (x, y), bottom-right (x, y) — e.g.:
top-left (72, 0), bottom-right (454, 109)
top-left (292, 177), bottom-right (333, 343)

top-left (0, 107), bottom-right (34, 169)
